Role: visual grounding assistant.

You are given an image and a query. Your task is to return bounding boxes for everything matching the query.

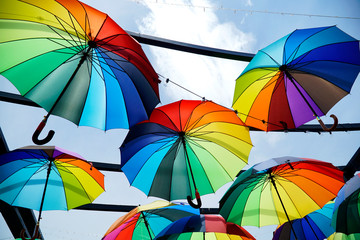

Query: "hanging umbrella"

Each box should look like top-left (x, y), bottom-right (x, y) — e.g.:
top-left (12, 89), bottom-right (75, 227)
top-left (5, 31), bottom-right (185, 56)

top-left (154, 214), bottom-right (255, 240)
top-left (219, 157), bottom-right (344, 239)
top-left (102, 200), bottom-right (199, 240)
top-left (120, 100), bottom-right (252, 208)
top-left (232, 26), bottom-right (360, 132)
top-left (332, 173), bottom-right (360, 236)
top-left (0, 0), bottom-right (160, 145)
top-left (273, 201), bottom-right (335, 240)
top-left (0, 145), bottom-right (105, 239)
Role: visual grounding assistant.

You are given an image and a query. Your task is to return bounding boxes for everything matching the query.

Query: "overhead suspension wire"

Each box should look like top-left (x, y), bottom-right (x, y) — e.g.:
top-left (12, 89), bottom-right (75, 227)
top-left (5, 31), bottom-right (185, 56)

top-left (132, 0), bottom-right (360, 20)
top-left (158, 74), bottom-right (206, 101)
top-left (158, 74), bottom-right (360, 133)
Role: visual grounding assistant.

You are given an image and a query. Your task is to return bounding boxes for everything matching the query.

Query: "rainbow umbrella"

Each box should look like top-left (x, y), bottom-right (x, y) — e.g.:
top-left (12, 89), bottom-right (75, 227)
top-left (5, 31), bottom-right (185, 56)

top-left (102, 200), bottom-right (199, 240)
top-left (232, 26), bottom-right (360, 131)
top-left (0, 145), bottom-right (105, 239)
top-left (0, 0), bottom-right (159, 145)
top-left (219, 157), bottom-right (344, 239)
top-left (121, 100), bottom-right (252, 208)
top-left (332, 173), bottom-right (360, 236)
top-left (154, 214), bottom-right (255, 240)
top-left (273, 202), bottom-right (335, 240)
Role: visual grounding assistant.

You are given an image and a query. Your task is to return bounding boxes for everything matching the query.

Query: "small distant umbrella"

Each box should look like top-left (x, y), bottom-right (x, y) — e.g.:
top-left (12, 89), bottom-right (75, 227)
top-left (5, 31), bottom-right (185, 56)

top-left (120, 100), bottom-right (252, 208)
top-left (154, 214), bottom-right (255, 240)
top-left (0, 146), bottom-right (105, 240)
top-left (219, 157), bottom-right (344, 239)
top-left (273, 201), bottom-right (335, 240)
top-left (332, 173), bottom-right (360, 236)
top-left (102, 200), bottom-right (199, 240)
top-left (0, 0), bottom-right (160, 145)
top-left (232, 26), bottom-right (360, 131)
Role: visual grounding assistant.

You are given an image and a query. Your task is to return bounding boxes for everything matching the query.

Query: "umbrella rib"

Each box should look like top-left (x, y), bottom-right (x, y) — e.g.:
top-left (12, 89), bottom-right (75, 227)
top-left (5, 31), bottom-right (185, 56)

top-left (259, 49), bottom-right (281, 66)
top-left (188, 132), bottom-right (251, 172)
top-left (190, 122), bottom-right (252, 145)
top-left (236, 69), bottom-right (289, 130)
top-left (265, 70), bottom-right (294, 118)
top-left (0, 156), bottom-right (47, 186)
top-left (45, 37), bottom-right (83, 54)
top-left (185, 139), bottom-right (215, 192)
top-left (55, 162), bottom-right (94, 203)
top-left (283, 32), bottom-right (295, 63)
top-left (19, 0), bottom-right (86, 40)
top-left (45, 23), bottom-right (84, 52)
top-left (236, 175), bottom-right (268, 226)
top-left (286, 26), bottom-right (332, 63)
top-left (96, 33), bottom-right (152, 64)
top-left (182, 101), bottom-right (203, 131)
top-left (51, 14), bottom-right (86, 51)
top-left (23, 2), bottom-right (87, 53)
top-left (183, 106), bottom-right (238, 131)
top-left (99, 33), bottom-right (155, 66)
top-left (277, 168), bottom-right (342, 199)
top-left (158, 109), bottom-right (181, 132)
top-left (273, 176), bottom-right (303, 219)
top-left (93, 47), bottom-right (129, 76)
top-left (179, 100), bottom-right (185, 131)
top-left (8, 163), bottom-right (48, 207)
top-left (19, 53), bottom-right (83, 97)
top-left (65, 10), bottom-right (87, 49)
top-left (124, 137), bottom-right (177, 185)
top-left (82, 4), bottom-right (92, 42)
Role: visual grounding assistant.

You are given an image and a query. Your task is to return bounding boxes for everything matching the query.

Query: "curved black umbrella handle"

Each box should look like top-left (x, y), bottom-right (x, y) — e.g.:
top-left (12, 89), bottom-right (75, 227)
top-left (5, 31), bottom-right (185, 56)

top-left (187, 189), bottom-right (202, 209)
top-left (32, 117), bottom-right (55, 145)
top-left (20, 223), bottom-right (40, 240)
top-left (317, 114), bottom-right (338, 132)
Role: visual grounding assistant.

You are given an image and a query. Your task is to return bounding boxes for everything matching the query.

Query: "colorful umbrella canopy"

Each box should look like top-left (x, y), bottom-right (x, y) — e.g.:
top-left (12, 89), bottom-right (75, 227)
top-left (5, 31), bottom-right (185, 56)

top-left (154, 214), bottom-right (255, 240)
top-left (219, 157), bottom-right (344, 231)
top-left (0, 145), bottom-right (105, 239)
top-left (332, 173), bottom-right (360, 235)
top-left (232, 26), bottom-right (360, 131)
top-left (120, 100), bottom-right (252, 208)
top-left (0, 0), bottom-right (160, 144)
top-left (102, 200), bottom-right (199, 240)
top-left (273, 201), bottom-right (335, 240)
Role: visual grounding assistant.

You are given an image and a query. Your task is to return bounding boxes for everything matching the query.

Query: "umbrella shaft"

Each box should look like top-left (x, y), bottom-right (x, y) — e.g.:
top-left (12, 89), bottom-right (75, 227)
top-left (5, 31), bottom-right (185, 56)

top-left (181, 136), bottom-right (198, 191)
top-left (46, 47), bottom-right (91, 118)
top-left (141, 211), bottom-right (153, 240)
top-left (38, 161), bottom-right (52, 222)
top-left (304, 216), bottom-right (320, 240)
top-left (285, 71), bottom-right (319, 117)
top-left (269, 174), bottom-right (298, 239)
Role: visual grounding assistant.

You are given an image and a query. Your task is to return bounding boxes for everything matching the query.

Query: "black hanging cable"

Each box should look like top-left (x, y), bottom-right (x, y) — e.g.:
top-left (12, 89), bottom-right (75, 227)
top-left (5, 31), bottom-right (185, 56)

top-left (160, 75), bottom-right (206, 101)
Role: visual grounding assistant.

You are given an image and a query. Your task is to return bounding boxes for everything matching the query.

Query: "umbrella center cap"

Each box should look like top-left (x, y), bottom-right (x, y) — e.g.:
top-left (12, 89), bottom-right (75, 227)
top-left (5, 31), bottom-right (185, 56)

top-left (279, 65), bottom-right (287, 71)
top-left (179, 131), bottom-right (185, 137)
top-left (88, 40), bottom-right (97, 49)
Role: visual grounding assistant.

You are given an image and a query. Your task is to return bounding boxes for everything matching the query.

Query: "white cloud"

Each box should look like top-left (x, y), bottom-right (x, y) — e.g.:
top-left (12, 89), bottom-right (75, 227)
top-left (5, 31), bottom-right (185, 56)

top-left (137, 0), bottom-right (255, 107)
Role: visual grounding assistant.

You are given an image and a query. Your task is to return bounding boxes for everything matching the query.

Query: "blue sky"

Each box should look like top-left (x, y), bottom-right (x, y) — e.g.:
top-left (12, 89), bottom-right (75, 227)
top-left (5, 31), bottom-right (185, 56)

top-left (1, 0), bottom-right (360, 239)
